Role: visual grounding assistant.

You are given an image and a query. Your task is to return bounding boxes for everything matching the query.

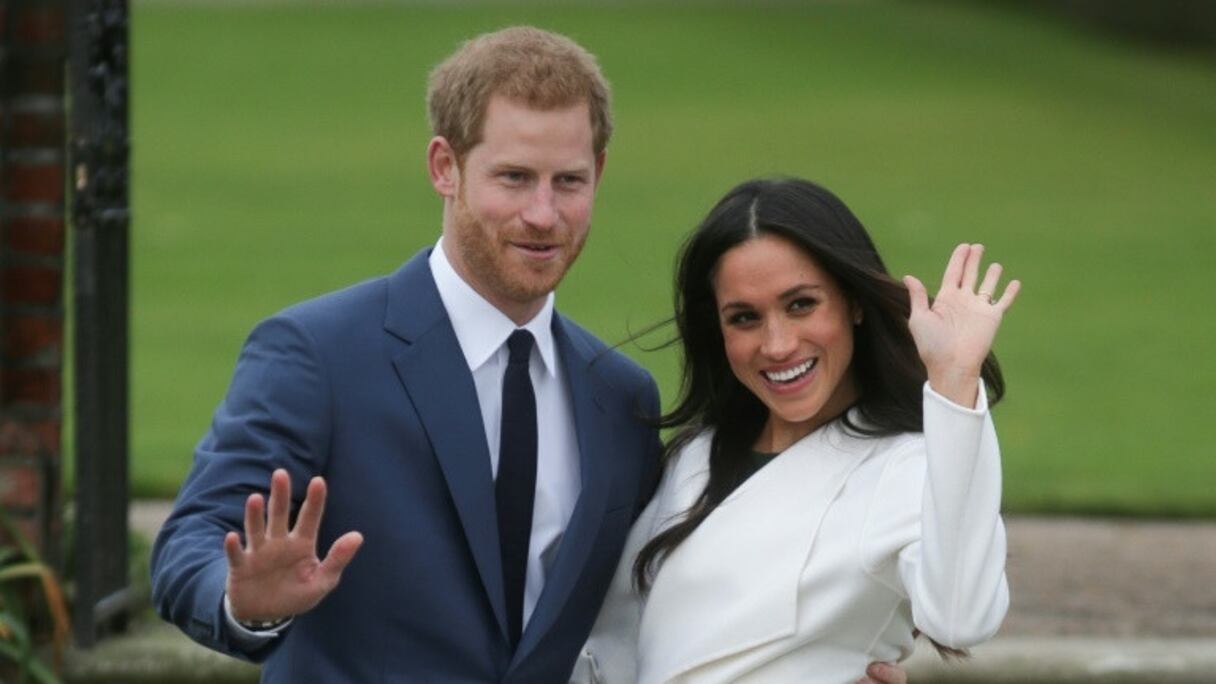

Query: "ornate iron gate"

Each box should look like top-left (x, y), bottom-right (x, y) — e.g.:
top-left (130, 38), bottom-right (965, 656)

top-left (68, 0), bottom-right (130, 647)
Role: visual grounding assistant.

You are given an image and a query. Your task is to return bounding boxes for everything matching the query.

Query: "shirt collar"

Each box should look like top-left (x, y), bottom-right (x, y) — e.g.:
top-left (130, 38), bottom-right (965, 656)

top-left (430, 238), bottom-right (558, 377)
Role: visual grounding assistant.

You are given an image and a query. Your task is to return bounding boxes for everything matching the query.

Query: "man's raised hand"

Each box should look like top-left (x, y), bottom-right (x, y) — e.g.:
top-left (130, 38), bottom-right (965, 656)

top-left (224, 469), bottom-right (363, 623)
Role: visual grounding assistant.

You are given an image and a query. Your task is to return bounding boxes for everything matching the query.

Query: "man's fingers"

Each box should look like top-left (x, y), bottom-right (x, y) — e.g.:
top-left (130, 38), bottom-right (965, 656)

top-left (224, 531), bottom-right (245, 569)
top-left (294, 476), bottom-right (328, 540)
top-left (267, 469), bottom-right (292, 538)
top-left (244, 493), bottom-right (265, 549)
top-left (318, 531), bottom-right (364, 586)
top-left (865, 661), bottom-right (906, 684)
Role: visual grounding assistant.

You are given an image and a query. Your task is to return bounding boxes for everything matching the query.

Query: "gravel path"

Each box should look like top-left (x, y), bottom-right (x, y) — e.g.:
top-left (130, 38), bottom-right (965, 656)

top-left (131, 503), bottom-right (1216, 637)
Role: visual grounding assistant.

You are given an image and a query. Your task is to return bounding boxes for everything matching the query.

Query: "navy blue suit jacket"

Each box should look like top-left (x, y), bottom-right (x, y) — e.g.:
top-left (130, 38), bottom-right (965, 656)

top-left (150, 249), bottom-right (662, 683)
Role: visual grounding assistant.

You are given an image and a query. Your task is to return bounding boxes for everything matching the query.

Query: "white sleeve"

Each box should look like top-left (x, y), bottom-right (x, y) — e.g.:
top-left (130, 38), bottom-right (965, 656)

top-left (572, 442), bottom-right (702, 684)
top-left (896, 381), bottom-right (1009, 648)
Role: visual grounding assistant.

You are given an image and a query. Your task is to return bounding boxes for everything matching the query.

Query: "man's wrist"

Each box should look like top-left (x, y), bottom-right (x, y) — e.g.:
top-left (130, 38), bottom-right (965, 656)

top-left (223, 594), bottom-right (292, 635)
top-left (238, 615), bottom-right (290, 630)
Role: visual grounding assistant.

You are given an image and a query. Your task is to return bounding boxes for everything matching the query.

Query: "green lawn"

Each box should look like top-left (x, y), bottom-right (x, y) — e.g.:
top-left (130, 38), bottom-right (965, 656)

top-left (122, 1), bottom-right (1216, 515)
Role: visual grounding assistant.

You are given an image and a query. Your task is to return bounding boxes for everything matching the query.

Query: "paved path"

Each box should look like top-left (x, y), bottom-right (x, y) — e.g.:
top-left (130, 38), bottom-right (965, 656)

top-left (82, 503), bottom-right (1215, 683)
top-left (1002, 516), bottom-right (1216, 637)
top-left (130, 502), bottom-right (1216, 638)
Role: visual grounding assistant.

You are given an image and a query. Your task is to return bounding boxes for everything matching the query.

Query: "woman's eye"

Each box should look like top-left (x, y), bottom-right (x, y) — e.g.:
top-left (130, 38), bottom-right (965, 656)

top-left (726, 311), bottom-right (758, 326)
top-left (790, 297), bottom-right (818, 312)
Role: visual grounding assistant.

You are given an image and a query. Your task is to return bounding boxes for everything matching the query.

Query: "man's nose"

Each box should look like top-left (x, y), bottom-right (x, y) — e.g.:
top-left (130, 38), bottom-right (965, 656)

top-left (521, 185), bottom-right (557, 230)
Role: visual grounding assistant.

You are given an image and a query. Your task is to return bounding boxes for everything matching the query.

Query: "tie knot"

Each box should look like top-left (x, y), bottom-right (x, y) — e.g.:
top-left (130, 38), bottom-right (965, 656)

top-left (506, 329), bottom-right (534, 365)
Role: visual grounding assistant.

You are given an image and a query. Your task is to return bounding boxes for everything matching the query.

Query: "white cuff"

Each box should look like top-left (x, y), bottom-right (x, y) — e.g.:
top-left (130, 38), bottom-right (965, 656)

top-left (223, 593), bottom-right (292, 643)
top-left (923, 378), bottom-right (989, 414)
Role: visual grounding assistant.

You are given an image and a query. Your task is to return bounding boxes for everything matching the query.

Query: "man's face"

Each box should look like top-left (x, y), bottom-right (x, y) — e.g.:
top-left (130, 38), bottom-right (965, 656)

top-left (435, 96), bottom-right (603, 324)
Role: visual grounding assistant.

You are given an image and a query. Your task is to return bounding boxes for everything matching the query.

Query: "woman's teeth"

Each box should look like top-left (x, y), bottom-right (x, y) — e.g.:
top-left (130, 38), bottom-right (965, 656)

top-left (763, 359), bottom-right (816, 384)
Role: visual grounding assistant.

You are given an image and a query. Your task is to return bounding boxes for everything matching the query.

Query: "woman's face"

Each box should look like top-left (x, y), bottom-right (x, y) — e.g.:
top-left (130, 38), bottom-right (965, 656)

top-left (712, 233), bottom-right (859, 451)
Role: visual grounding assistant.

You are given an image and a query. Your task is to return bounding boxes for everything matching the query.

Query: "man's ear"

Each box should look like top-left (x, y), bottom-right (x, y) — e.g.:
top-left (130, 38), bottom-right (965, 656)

top-left (593, 150), bottom-right (606, 188)
top-left (427, 137), bottom-right (459, 198)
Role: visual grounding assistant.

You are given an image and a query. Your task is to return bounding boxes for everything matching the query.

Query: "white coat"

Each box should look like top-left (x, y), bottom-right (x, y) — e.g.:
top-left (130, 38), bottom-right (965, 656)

top-left (572, 383), bottom-right (1009, 684)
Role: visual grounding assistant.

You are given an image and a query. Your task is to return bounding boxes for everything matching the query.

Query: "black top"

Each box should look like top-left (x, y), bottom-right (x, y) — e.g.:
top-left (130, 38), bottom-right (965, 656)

top-left (742, 450), bottom-right (780, 484)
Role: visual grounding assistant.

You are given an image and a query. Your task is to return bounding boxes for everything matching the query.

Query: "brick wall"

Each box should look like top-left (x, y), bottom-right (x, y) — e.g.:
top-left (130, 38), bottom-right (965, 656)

top-left (0, 0), bottom-right (67, 560)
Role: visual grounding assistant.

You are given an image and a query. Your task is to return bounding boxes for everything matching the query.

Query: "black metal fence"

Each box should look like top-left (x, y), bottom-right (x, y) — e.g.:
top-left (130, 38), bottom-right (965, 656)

top-left (68, 0), bottom-right (130, 648)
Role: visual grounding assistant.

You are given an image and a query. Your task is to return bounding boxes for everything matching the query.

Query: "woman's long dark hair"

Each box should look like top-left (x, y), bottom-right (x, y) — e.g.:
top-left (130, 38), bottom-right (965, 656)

top-left (634, 179), bottom-right (1004, 657)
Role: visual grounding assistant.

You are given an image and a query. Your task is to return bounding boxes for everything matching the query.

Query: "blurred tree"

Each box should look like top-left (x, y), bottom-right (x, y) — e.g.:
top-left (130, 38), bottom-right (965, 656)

top-left (984, 0), bottom-right (1216, 49)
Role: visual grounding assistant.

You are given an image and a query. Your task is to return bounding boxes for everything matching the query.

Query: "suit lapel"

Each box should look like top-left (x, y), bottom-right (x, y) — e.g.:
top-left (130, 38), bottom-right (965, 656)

top-left (512, 314), bottom-right (612, 665)
top-left (385, 250), bottom-right (508, 642)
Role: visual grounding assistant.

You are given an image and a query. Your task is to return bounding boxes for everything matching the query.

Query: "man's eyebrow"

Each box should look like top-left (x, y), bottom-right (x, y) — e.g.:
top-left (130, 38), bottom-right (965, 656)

top-left (488, 163), bottom-right (531, 173)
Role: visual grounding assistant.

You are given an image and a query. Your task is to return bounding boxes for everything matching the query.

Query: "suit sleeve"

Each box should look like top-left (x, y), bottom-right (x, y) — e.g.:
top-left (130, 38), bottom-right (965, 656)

top-left (634, 375), bottom-right (664, 521)
top-left (149, 314), bottom-right (333, 661)
top-left (572, 432), bottom-right (707, 684)
top-left (572, 469), bottom-right (667, 684)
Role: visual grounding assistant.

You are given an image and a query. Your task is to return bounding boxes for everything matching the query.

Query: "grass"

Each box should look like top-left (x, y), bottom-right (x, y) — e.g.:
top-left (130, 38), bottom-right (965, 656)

top-left (119, 1), bottom-right (1216, 515)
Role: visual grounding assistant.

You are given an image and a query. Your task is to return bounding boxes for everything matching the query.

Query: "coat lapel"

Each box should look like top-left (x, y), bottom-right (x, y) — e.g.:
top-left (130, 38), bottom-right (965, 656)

top-left (512, 314), bottom-right (613, 665)
top-left (384, 250), bottom-right (508, 642)
top-left (641, 422), bottom-right (877, 683)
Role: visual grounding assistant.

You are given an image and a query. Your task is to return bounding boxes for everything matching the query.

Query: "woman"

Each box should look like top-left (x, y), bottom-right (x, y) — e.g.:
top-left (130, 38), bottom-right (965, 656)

top-left (574, 178), bottom-right (1019, 683)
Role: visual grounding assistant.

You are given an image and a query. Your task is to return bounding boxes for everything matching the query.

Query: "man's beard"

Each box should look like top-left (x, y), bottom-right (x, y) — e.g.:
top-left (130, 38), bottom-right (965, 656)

top-left (449, 193), bottom-right (585, 307)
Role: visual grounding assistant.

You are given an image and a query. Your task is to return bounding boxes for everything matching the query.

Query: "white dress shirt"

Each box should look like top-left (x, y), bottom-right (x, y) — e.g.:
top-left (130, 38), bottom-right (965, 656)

top-left (429, 238), bottom-right (583, 627)
top-left (225, 239), bottom-right (582, 641)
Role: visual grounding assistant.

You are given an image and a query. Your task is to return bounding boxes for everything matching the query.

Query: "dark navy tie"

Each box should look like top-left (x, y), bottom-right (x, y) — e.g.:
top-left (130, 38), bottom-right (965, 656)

top-left (496, 329), bottom-right (537, 651)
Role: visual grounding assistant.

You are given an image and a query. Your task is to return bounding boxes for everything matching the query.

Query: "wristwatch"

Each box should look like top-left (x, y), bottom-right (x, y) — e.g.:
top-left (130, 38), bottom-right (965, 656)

top-left (238, 615), bottom-right (290, 631)
top-left (225, 593), bottom-right (291, 632)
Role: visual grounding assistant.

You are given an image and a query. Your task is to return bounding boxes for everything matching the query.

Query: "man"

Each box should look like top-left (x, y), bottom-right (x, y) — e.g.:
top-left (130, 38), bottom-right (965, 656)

top-left (152, 26), bottom-right (657, 682)
top-left (151, 26), bottom-right (907, 684)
